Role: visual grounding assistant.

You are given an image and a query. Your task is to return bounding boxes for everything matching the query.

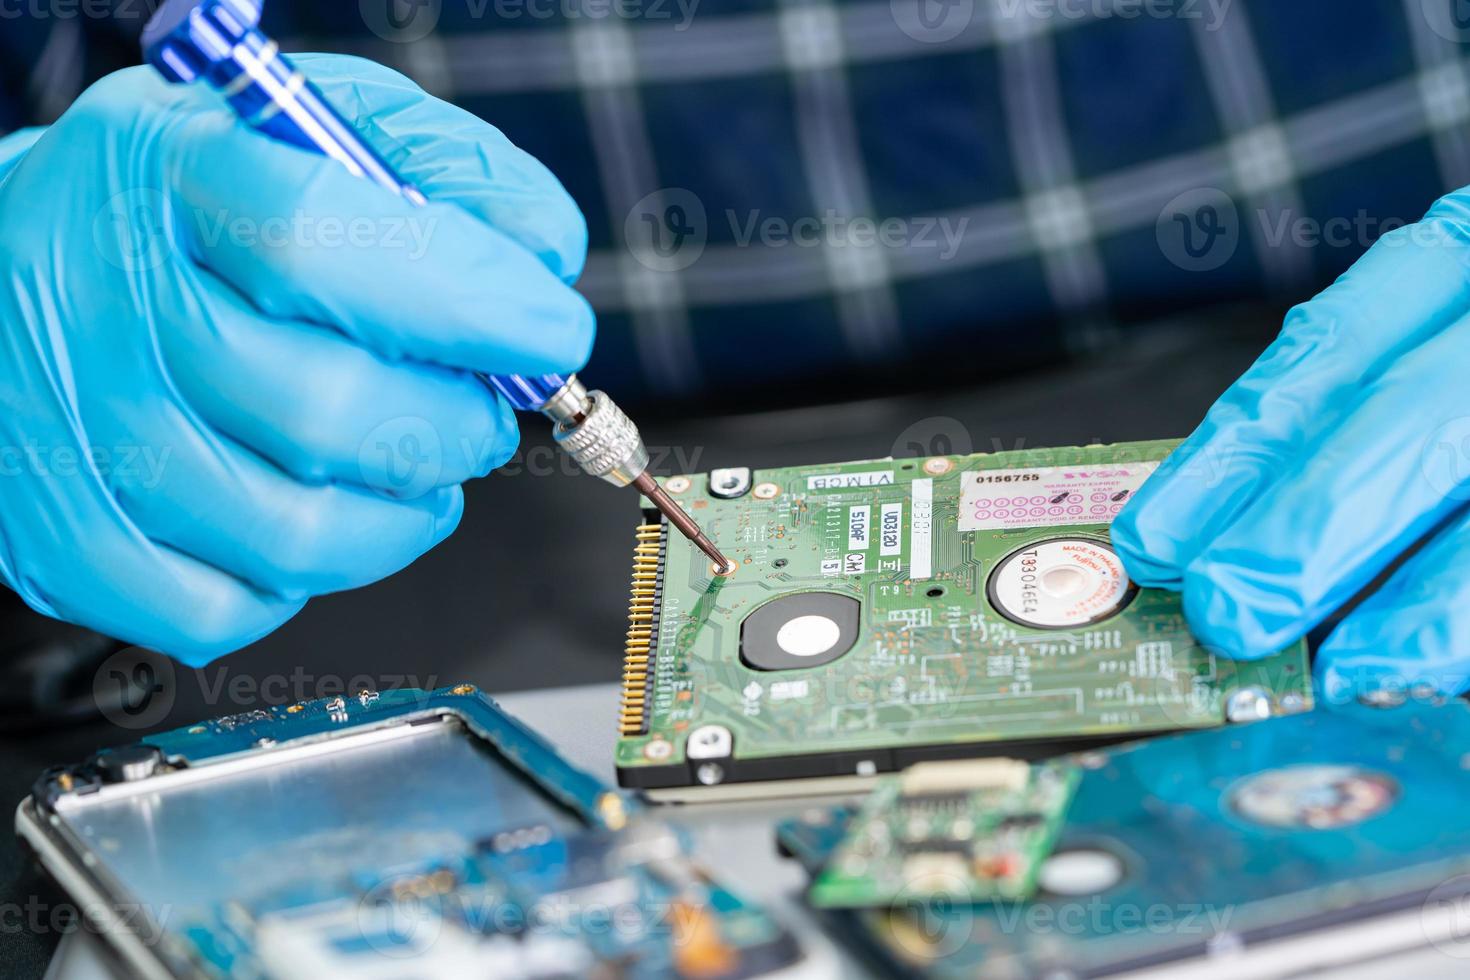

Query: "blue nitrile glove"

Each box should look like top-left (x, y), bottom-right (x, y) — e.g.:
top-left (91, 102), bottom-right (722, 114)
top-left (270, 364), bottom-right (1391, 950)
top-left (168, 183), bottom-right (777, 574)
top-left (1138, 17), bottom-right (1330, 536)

top-left (1112, 187), bottom-right (1470, 700)
top-left (0, 55), bottom-right (592, 665)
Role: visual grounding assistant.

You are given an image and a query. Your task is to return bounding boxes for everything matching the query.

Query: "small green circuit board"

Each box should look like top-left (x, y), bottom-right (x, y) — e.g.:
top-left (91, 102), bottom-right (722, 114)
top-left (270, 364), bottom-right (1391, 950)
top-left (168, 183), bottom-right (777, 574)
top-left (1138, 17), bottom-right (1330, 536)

top-left (810, 758), bottom-right (1079, 908)
top-left (615, 440), bottom-right (1312, 796)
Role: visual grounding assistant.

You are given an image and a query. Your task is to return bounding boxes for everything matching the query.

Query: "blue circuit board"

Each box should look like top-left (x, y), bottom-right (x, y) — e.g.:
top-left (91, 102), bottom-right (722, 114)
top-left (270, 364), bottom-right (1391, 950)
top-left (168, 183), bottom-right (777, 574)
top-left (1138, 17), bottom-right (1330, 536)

top-left (778, 698), bottom-right (1470, 977)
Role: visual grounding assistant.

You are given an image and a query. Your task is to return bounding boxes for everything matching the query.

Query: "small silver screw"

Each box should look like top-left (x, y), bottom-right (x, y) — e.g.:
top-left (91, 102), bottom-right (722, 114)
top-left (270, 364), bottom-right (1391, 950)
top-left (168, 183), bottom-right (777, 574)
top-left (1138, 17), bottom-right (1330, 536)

top-left (686, 724), bottom-right (733, 760)
top-left (696, 763), bottom-right (725, 786)
top-left (1410, 683), bottom-right (1441, 705)
top-left (1359, 688), bottom-right (1407, 709)
top-left (1225, 687), bottom-right (1272, 724)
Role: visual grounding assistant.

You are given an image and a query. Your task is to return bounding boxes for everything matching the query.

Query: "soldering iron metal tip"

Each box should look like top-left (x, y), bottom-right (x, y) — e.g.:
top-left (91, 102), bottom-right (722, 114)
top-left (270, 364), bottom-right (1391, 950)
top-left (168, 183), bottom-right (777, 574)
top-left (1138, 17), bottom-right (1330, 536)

top-left (632, 472), bottom-right (735, 575)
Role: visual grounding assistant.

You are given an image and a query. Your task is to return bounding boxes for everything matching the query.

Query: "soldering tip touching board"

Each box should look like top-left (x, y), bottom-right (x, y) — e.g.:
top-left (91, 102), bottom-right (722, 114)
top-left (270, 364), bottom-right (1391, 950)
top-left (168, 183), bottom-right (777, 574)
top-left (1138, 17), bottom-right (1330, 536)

top-left (615, 440), bottom-right (1312, 798)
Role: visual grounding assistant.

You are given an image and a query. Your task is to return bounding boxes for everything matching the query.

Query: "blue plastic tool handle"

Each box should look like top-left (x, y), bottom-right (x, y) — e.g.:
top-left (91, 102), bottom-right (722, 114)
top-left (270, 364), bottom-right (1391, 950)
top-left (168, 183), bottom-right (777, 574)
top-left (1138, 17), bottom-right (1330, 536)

top-left (141, 0), bottom-right (568, 413)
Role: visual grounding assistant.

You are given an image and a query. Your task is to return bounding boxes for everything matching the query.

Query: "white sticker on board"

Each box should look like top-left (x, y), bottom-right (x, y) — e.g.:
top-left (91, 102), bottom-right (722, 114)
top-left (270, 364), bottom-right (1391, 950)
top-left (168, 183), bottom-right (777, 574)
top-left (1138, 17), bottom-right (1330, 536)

top-left (910, 479), bottom-right (933, 580)
top-left (879, 502), bottom-right (903, 557)
top-left (959, 461), bottom-right (1159, 532)
top-left (847, 505), bottom-right (871, 552)
top-left (807, 470), bottom-right (894, 491)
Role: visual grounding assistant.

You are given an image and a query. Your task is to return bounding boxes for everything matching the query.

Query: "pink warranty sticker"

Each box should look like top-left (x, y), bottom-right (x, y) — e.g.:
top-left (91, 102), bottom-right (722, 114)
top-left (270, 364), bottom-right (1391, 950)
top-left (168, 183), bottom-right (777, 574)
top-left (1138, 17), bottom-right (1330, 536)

top-left (958, 461), bottom-right (1160, 532)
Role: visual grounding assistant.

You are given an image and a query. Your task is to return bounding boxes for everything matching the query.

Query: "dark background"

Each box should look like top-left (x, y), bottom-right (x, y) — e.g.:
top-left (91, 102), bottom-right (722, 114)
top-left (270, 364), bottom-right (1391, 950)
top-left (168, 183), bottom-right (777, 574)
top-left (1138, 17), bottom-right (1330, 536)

top-left (0, 307), bottom-right (1283, 977)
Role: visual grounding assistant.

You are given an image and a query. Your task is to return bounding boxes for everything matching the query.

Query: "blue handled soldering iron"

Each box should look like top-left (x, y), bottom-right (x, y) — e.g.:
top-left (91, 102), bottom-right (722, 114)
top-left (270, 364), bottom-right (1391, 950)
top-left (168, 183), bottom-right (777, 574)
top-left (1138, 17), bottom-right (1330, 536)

top-left (140, 0), bottom-right (732, 573)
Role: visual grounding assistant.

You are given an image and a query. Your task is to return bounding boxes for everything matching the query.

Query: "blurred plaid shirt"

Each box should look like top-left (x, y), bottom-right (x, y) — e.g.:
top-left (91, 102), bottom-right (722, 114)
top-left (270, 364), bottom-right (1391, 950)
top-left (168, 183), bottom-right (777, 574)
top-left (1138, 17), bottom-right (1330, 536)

top-left (3, 0), bottom-right (1469, 404)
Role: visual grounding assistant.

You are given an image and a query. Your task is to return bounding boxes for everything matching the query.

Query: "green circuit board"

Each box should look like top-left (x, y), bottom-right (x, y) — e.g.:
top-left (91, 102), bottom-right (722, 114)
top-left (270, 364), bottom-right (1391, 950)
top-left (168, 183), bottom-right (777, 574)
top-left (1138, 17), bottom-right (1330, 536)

top-left (614, 440), bottom-right (1312, 796)
top-left (810, 758), bottom-right (1079, 909)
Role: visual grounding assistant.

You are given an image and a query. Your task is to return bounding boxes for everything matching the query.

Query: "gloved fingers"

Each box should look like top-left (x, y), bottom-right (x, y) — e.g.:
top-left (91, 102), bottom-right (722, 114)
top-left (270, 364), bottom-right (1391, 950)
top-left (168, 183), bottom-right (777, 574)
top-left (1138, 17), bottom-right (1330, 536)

top-left (1113, 201), bottom-right (1470, 587)
top-left (108, 402), bottom-right (464, 600)
top-left (16, 538), bottom-right (305, 668)
top-left (0, 127), bottom-right (44, 176)
top-left (162, 110), bottom-right (595, 378)
top-left (145, 548), bottom-right (308, 666)
top-left (1179, 309), bottom-right (1470, 660)
top-left (1316, 506), bottom-right (1470, 701)
top-left (291, 53), bottom-right (588, 284)
top-left (164, 270), bottom-right (518, 491)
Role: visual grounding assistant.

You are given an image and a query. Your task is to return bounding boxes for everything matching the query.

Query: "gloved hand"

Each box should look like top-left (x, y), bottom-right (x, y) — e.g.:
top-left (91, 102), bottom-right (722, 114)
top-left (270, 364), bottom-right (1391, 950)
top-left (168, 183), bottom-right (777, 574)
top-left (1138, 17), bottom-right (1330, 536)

top-left (0, 55), bottom-right (593, 665)
top-left (1112, 188), bottom-right (1470, 700)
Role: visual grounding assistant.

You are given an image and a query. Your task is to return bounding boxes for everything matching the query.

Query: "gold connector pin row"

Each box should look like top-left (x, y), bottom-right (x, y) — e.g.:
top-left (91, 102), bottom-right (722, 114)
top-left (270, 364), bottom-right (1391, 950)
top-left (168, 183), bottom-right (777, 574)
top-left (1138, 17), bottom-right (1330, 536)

top-left (620, 523), bottom-right (666, 736)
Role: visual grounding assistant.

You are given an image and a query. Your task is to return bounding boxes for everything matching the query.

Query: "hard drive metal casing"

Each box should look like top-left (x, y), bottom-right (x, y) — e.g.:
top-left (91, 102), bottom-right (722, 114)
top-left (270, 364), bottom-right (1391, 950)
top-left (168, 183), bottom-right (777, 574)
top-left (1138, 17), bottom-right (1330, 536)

top-left (17, 686), bottom-right (806, 980)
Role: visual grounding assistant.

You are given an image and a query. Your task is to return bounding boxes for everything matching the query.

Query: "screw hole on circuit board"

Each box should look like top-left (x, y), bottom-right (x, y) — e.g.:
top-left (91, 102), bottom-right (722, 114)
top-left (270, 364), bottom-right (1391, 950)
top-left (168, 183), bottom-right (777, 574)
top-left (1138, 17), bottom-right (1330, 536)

top-left (773, 559), bottom-right (789, 568)
top-left (926, 587), bottom-right (945, 598)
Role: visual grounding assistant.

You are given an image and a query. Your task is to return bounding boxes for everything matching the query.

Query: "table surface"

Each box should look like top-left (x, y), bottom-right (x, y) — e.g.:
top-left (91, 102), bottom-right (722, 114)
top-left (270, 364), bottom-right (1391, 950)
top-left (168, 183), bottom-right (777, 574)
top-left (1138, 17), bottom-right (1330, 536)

top-left (37, 683), bottom-right (1470, 980)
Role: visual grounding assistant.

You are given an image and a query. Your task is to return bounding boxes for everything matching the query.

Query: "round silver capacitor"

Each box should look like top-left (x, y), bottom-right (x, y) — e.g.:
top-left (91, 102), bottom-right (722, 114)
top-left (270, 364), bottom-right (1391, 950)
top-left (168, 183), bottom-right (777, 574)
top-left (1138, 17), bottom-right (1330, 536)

top-left (987, 537), bottom-right (1138, 629)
